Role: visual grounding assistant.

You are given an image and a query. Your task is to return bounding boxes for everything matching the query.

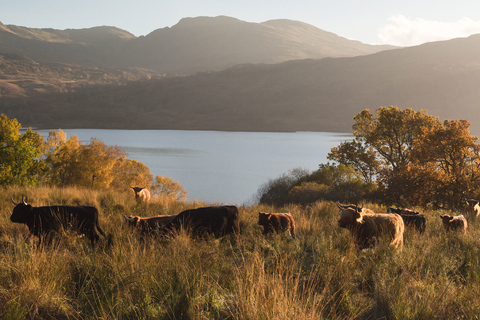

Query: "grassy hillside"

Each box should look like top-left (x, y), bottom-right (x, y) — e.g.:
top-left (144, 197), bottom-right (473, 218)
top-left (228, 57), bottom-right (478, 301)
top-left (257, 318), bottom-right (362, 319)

top-left (1, 186), bottom-right (479, 319)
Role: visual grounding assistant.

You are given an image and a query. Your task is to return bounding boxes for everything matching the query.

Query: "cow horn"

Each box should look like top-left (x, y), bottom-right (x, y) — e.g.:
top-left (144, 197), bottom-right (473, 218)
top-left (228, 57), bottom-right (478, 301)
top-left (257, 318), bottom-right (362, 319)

top-left (151, 222), bottom-right (160, 232)
top-left (11, 198), bottom-right (19, 205)
top-left (336, 202), bottom-right (343, 210)
top-left (122, 214), bottom-right (134, 221)
top-left (22, 196), bottom-right (27, 205)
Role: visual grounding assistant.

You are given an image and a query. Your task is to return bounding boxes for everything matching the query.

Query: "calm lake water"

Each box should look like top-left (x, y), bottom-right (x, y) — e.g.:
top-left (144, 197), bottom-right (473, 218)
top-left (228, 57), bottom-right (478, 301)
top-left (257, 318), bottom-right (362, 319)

top-left (37, 129), bottom-right (352, 205)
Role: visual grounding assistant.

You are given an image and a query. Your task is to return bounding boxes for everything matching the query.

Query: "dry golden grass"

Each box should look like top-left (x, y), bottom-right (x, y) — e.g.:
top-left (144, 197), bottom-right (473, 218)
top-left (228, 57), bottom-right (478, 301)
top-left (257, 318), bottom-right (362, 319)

top-left (1, 186), bottom-right (480, 319)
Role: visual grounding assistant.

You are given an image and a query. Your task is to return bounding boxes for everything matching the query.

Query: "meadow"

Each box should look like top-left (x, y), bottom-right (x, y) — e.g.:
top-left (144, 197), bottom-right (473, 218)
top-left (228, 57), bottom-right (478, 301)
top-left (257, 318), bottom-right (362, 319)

top-left (1, 186), bottom-right (480, 319)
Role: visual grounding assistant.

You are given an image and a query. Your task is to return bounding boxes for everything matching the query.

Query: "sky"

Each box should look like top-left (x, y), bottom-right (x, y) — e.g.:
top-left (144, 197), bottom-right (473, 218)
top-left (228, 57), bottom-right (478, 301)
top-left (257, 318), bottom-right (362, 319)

top-left (3, 0), bottom-right (480, 46)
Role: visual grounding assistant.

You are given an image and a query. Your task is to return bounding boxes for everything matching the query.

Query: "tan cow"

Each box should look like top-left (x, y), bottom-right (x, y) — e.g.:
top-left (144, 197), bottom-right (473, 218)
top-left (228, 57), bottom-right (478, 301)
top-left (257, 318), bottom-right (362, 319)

top-left (336, 202), bottom-right (404, 250)
top-left (131, 187), bottom-right (151, 202)
top-left (257, 212), bottom-right (296, 238)
top-left (440, 214), bottom-right (468, 233)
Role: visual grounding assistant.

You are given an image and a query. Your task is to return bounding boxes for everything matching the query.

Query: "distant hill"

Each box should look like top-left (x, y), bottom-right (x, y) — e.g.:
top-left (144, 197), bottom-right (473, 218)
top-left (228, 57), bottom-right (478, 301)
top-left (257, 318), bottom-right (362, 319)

top-left (0, 17), bottom-right (395, 74)
top-left (3, 34), bottom-right (480, 136)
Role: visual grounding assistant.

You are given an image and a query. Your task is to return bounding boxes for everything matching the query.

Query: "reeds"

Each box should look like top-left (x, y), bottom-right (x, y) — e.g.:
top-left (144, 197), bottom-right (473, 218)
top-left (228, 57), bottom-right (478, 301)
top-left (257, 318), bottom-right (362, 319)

top-left (1, 186), bottom-right (480, 319)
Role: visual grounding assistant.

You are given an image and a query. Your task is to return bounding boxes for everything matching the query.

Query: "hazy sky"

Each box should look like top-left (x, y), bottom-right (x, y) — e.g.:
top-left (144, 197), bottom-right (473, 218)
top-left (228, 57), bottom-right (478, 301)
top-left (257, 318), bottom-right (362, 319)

top-left (3, 0), bottom-right (480, 46)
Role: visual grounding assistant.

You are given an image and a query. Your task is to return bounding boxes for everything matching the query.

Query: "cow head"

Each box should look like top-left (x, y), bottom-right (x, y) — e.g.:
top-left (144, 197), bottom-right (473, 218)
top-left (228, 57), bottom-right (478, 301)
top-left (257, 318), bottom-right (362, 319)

top-left (439, 214), bottom-right (454, 223)
top-left (257, 212), bottom-right (271, 226)
top-left (336, 202), bottom-right (362, 228)
top-left (122, 215), bottom-right (140, 227)
top-left (130, 187), bottom-right (145, 200)
top-left (10, 197), bottom-right (33, 223)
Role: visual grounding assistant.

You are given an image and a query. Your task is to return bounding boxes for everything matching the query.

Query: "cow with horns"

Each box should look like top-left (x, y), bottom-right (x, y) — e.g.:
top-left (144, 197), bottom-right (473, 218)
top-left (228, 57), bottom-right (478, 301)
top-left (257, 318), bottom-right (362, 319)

top-left (336, 202), bottom-right (404, 250)
top-left (10, 197), bottom-right (107, 246)
top-left (131, 186), bottom-right (151, 202)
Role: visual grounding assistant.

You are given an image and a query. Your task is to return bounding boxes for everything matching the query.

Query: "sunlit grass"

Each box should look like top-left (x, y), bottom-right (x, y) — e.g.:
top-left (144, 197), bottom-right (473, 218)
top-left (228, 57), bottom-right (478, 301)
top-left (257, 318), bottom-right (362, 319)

top-left (1, 186), bottom-right (480, 319)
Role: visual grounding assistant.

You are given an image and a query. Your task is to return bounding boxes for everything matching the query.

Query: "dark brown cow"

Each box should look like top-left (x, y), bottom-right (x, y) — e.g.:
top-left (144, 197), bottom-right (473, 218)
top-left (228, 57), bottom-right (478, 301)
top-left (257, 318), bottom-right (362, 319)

top-left (257, 212), bottom-right (296, 238)
top-left (123, 214), bottom-right (176, 235)
top-left (336, 202), bottom-right (404, 250)
top-left (155, 206), bottom-right (240, 238)
top-left (387, 207), bottom-right (426, 233)
top-left (387, 207), bottom-right (420, 215)
top-left (440, 214), bottom-right (468, 233)
top-left (10, 198), bottom-right (106, 246)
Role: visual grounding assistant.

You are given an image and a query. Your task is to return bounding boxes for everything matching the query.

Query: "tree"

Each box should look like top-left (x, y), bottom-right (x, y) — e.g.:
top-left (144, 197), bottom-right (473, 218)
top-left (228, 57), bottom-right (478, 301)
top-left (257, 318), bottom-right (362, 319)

top-left (110, 158), bottom-right (153, 191)
top-left (0, 114), bottom-right (45, 185)
top-left (411, 119), bottom-right (480, 207)
top-left (327, 107), bottom-right (444, 206)
top-left (151, 176), bottom-right (187, 201)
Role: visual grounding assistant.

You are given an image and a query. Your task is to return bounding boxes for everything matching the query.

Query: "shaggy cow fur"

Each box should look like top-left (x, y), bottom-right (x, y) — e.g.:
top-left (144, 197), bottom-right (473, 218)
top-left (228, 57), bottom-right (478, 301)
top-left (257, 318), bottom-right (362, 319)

top-left (336, 202), bottom-right (404, 250)
top-left (257, 212), bottom-right (296, 238)
top-left (440, 214), bottom-right (468, 233)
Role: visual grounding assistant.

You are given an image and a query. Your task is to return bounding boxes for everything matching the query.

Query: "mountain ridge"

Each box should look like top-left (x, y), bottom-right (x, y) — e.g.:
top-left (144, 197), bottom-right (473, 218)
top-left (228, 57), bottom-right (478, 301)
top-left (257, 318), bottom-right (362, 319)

top-left (0, 16), bottom-right (395, 74)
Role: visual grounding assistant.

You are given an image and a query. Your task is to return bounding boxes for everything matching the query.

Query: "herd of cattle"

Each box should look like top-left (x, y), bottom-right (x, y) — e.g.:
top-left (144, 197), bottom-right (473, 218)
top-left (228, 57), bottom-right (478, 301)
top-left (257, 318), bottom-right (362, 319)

top-left (7, 191), bottom-right (480, 250)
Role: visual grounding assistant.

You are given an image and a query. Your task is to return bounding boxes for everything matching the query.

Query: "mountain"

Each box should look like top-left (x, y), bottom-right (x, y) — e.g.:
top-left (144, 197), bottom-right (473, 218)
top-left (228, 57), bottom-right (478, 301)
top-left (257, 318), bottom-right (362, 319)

top-left (125, 16), bottom-right (395, 74)
top-left (0, 17), bottom-right (395, 74)
top-left (2, 34), bottom-right (480, 136)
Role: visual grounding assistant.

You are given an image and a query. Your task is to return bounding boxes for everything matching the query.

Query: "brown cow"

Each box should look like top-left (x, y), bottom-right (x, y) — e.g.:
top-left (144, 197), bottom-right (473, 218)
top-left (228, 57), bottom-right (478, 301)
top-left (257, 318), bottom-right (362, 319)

top-left (464, 199), bottom-right (480, 218)
top-left (440, 214), bottom-right (468, 233)
top-left (336, 202), bottom-right (404, 250)
top-left (257, 212), bottom-right (296, 238)
top-left (123, 214), bottom-right (176, 235)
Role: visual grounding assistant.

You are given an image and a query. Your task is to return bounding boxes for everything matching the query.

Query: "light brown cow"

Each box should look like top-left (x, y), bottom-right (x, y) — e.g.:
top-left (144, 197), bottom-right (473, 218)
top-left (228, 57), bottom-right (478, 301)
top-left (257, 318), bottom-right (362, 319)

top-left (123, 214), bottom-right (176, 234)
top-left (257, 212), bottom-right (296, 238)
top-left (464, 199), bottom-right (480, 218)
top-left (440, 214), bottom-right (468, 233)
top-left (131, 187), bottom-right (151, 202)
top-left (336, 202), bottom-right (404, 250)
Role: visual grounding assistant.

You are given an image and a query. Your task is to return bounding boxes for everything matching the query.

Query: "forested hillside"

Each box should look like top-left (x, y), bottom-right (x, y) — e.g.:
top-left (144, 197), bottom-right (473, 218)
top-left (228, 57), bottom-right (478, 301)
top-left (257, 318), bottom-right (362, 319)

top-left (2, 35), bottom-right (480, 135)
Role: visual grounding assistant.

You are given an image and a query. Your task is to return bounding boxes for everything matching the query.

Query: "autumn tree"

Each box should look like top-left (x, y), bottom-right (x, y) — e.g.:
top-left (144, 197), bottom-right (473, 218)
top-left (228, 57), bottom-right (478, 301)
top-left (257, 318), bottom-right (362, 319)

top-left (328, 106), bottom-right (480, 209)
top-left (0, 114), bottom-right (45, 185)
top-left (44, 131), bottom-right (153, 190)
top-left (110, 158), bottom-right (153, 191)
top-left (328, 106), bottom-right (441, 206)
top-left (411, 119), bottom-right (480, 208)
top-left (151, 176), bottom-right (187, 201)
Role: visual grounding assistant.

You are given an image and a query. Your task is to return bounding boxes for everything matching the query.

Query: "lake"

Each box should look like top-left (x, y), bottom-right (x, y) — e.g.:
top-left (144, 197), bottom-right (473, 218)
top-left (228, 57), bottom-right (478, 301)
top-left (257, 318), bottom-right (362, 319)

top-left (36, 129), bottom-right (353, 205)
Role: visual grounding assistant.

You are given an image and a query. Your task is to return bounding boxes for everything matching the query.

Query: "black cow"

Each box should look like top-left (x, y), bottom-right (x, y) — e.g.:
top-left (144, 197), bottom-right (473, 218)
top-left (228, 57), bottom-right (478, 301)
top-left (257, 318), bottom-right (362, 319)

top-left (387, 207), bottom-right (426, 233)
top-left (399, 214), bottom-right (426, 233)
top-left (155, 206), bottom-right (240, 238)
top-left (10, 198), bottom-right (106, 246)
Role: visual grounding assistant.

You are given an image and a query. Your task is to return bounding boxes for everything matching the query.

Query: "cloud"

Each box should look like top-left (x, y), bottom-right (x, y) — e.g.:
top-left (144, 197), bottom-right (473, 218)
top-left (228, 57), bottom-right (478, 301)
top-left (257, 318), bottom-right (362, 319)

top-left (378, 15), bottom-right (480, 46)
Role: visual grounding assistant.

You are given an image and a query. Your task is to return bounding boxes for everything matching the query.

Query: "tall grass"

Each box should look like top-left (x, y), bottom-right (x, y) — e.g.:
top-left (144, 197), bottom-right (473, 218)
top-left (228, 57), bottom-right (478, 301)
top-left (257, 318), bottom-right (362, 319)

top-left (1, 186), bottom-right (480, 319)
